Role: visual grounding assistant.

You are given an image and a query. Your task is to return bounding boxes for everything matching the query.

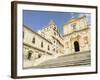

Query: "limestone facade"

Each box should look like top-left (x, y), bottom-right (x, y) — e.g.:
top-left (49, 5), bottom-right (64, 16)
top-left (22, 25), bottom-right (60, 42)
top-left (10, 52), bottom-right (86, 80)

top-left (23, 26), bottom-right (53, 61)
top-left (63, 16), bottom-right (91, 54)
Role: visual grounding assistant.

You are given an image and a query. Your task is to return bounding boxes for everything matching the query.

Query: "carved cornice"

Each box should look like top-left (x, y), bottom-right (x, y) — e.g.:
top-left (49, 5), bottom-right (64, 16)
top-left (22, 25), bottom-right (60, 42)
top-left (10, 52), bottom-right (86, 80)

top-left (63, 27), bottom-right (90, 37)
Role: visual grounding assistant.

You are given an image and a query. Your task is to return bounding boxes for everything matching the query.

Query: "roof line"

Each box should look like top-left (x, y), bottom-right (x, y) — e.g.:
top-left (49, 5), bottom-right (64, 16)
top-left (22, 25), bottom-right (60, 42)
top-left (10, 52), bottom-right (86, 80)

top-left (24, 25), bottom-right (52, 44)
top-left (63, 16), bottom-right (86, 26)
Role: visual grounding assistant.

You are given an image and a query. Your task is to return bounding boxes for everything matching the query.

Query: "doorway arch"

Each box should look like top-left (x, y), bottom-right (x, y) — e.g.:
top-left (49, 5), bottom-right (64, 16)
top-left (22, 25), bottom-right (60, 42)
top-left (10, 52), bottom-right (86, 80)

top-left (74, 41), bottom-right (80, 52)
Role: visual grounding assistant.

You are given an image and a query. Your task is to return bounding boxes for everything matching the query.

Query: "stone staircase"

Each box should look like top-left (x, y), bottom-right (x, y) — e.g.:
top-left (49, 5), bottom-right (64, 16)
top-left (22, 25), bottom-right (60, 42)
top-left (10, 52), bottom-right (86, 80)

top-left (33, 50), bottom-right (91, 68)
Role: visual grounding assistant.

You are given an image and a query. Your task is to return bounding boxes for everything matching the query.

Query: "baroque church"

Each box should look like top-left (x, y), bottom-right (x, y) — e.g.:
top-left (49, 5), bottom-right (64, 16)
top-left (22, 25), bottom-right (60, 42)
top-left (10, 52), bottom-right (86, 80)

top-left (23, 16), bottom-right (91, 68)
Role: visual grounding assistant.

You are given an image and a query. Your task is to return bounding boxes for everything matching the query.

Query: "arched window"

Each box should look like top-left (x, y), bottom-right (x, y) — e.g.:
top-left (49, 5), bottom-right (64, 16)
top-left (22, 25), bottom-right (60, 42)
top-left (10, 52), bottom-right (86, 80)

top-left (32, 37), bottom-right (35, 44)
top-left (74, 41), bottom-right (80, 52)
top-left (41, 42), bottom-right (43, 48)
top-left (27, 51), bottom-right (33, 60)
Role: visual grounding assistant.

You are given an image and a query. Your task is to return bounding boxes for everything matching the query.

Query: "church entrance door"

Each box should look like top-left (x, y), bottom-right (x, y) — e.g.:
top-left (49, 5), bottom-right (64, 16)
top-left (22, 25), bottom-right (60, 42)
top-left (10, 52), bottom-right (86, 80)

top-left (74, 41), bottom-right (80, 52)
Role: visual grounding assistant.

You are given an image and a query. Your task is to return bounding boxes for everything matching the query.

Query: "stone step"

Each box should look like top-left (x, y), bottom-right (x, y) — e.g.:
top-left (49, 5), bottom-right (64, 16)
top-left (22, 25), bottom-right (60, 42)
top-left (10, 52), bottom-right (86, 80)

top-left (32, 51), bottom-right (91, 68)
top-left (34, 59), bottom-right (91, 68)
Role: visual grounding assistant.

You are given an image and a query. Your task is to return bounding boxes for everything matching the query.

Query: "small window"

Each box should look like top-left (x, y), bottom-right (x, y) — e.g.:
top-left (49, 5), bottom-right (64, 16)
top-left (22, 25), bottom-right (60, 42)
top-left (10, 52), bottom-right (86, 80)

top-left (41, 42), bottom-right (43, 47)
top-left (32, 37), bottom-right (35, 43)
top-left (48, 45), bottom-right (50, 50)
top-left (27, 51), bottom-right (32, 60)
top-left (38, 54), bottom-right (42, 58)
top-left (71, 23), bottom-right (76, 29)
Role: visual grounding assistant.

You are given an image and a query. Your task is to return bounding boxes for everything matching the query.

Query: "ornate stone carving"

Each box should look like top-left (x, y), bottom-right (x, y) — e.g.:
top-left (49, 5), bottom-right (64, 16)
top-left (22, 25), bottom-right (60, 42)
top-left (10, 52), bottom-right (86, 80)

top-left (84, 36), bottom-right (88, 44)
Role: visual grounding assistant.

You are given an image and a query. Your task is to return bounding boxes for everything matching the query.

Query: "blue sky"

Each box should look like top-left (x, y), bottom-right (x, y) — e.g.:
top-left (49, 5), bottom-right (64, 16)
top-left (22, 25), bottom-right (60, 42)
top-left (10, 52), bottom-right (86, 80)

top-left (23, 10), bottom-right (91, 34)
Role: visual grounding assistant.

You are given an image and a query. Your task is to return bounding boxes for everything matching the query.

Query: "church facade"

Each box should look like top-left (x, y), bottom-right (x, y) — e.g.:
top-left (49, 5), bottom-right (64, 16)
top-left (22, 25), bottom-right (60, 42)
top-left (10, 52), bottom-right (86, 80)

top-left (63, 16), bottom-right (91, 54)
top-left (23, 16), bottom-right (91, 68)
